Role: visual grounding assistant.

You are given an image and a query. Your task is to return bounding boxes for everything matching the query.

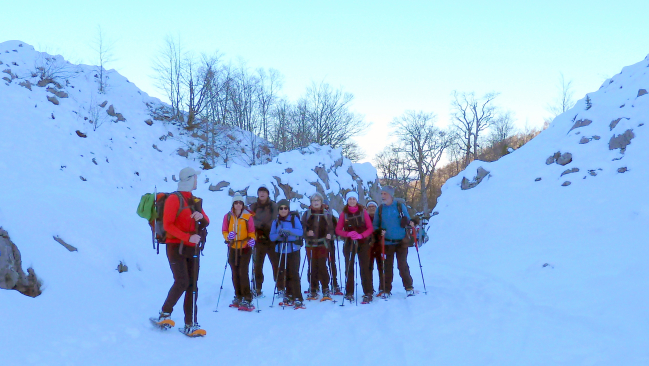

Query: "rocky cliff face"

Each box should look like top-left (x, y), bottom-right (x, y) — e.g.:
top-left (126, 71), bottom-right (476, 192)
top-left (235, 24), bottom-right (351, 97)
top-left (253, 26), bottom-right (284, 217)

top-left (207, 144), bottom-right (381, 213)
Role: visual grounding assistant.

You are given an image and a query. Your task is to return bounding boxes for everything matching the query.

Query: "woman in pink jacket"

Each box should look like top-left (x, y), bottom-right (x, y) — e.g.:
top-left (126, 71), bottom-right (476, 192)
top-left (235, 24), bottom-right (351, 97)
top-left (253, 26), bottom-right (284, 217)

top-left (335, 191), bottom-right (374, 304)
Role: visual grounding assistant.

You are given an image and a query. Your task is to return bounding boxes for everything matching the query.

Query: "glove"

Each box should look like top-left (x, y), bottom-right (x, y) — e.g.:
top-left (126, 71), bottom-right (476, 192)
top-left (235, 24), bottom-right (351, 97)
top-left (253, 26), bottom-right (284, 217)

top-left (227, 231), bottom-right (236, 240)
top-left (279, 229), bottom-right (290, 238)
top-left (349, 231), bottom-right (361, 240)
top-left (247, 238), bottom-right (256, 248)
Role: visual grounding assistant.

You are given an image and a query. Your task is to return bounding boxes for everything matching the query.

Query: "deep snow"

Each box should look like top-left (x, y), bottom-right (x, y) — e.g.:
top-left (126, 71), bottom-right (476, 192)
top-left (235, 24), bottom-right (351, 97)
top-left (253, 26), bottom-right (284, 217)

top-left (1, 41), bottom-right (648, 366)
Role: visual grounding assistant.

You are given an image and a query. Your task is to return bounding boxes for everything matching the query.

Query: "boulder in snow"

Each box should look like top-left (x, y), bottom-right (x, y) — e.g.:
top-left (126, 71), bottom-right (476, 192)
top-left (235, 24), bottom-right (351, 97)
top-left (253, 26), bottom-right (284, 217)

top-left (0, 228), bottom-right (42, 297)
top-left (608, 129), bottom-right (635, 152)
top-left (461, 167), bottom-right (490, 190)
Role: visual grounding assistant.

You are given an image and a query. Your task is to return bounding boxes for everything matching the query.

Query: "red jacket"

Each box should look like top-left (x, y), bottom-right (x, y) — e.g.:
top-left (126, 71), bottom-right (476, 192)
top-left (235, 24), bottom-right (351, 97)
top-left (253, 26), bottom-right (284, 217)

top-left (163, 192), bottom-right (210, 246)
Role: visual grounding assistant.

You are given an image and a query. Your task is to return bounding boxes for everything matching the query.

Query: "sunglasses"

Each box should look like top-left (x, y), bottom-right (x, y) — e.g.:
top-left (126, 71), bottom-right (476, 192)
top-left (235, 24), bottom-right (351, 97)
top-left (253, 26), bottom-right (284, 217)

top-left (279, 206), bottom-right (289, 211)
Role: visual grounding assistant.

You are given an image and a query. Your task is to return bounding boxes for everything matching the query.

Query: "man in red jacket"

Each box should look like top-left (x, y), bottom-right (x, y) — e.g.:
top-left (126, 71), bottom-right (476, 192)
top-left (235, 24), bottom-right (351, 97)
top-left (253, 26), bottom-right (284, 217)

top-left (151, 167), bottom-right (209, 337)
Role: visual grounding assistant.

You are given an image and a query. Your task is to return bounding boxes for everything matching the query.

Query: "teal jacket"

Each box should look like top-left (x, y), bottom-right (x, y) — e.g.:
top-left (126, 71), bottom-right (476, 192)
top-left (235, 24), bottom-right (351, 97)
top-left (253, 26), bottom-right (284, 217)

top-left (373, 201), bottom-right (410, 244)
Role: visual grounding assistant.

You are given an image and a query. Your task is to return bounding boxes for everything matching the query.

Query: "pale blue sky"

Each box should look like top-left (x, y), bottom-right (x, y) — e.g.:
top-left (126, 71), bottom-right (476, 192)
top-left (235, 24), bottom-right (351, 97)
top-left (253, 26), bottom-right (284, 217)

top-left (3, 0), bottom-right (649, 161)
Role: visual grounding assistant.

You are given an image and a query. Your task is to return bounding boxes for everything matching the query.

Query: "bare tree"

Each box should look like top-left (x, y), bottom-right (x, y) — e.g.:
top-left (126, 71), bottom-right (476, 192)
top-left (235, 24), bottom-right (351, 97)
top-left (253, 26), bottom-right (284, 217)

top-left (91, 26), bottom-right (116, 93)
top-left (451, 91), bottom-right (499, 167)
top-left (545, 72), bottom-right (575, 122)
top-left (152, 34), bottom-right (185, 121)
top-left (391, 110), bottom-right (452, 213)
top-left (374, 144), bottom-right (414, 201)
top-left (488, 110), bottom-right (516, 145)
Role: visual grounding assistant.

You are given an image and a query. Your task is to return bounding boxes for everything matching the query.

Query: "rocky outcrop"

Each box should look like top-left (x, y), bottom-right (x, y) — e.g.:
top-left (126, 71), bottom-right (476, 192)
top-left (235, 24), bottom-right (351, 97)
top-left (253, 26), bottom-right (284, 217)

top-left (461, 167), bottom-right (490, 190)
top-left (546, 152), bottom-right (572, 166)
top-left (0, 228), bottom-right (42, 297)
top-left (569, 119), bottom-right (592, 132)
top-left (209, 181), bottom-right (230, 192)
top-left (609, 129), bottom-right (635, 152)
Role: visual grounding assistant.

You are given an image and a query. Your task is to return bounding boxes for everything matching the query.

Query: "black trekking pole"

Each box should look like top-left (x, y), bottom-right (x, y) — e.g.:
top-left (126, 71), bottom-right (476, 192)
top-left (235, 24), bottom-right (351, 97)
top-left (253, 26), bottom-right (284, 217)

top-left (354, 241), bottom-right (358, 306)
top-left (339, 239), bottom-right (355, 307)
top-left (270, 241), bottom-right (285, 308)
top-left (336, 237), bottom-right (342, 293)
top-left (251, 246), bottom-right (261, 312)
top-left (414, 242), bottom-right (428, 295)
top-left (152, 186), bottom-right (157, 250)
top-left (214, 243), bottom-right (231, 312)
top-left (381, 235), bottom-right (387, 301)
top-left (192, 244), bottom-right (199, 324)
top-left (327, 246), bottom-right (337, 304)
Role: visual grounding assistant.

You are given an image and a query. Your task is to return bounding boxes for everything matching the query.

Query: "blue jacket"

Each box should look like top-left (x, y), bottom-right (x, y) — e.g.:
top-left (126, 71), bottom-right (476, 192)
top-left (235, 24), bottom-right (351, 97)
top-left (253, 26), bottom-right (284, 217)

top-left (270, 214), bottom-right (303, 253)
top-left (373, 201), bottom-right (410, 244)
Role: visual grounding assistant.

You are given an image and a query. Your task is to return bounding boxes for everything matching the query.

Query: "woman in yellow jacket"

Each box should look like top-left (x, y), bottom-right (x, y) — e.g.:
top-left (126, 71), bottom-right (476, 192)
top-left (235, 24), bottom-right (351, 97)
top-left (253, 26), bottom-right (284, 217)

top-left (221, 194), bottom-right (257, 311)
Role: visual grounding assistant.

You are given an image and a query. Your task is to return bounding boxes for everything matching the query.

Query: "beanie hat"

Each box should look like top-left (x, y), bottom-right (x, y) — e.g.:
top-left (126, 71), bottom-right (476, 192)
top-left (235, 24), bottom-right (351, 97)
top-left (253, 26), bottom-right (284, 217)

top-left (232, 194), bottom-right (245, 204)
top-left (345, 191), bottom-right (359, 203)
top-left (257, 185), bottom-right (270, 194)
top-left (381, 185), bottom-right (395, 198)
top-left (310, 192), bottom-right (324, 202)
top-left (178, 167), bottom-right (201, 192)
top-left (366, 200), bottom-right (378, 208)
top-left (277, 199), bottom-right (290, 210)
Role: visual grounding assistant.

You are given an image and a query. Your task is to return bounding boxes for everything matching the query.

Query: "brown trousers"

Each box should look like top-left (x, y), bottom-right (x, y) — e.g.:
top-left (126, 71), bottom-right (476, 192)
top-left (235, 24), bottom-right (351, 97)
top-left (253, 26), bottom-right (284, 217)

top-left (253, 239), bottom-right (282, 292)
top-left (277, 250), bottom-right (303, 302)
top-left (369, 242), bottom-right (385, 292)
top-left (306, 246), bottom-right (330, 293)
top-left (343, 239), bottom-right (373, 296)
top-left (162, 243), bottom-right (200, 326)
top-left (383, 243), bottom-right (413, 292)
top-left (229, 247), bottom-right (252, 302)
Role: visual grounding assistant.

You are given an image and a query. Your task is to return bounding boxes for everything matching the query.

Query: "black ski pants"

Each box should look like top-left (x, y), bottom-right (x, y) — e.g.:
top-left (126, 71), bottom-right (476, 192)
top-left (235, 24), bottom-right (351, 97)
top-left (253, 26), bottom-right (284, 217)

top-left (278, 250), bottom-right (303, 302)
top-left (369, 242), bottom-right (385, 292)
top-left (162, 243), bottom-right (200, 326)
top-left (383, 243), bottom-right (413, 293)
top-left (343, 238), bottom-right (373, 296)
top-left (229, 247), bottom-right (252, 302)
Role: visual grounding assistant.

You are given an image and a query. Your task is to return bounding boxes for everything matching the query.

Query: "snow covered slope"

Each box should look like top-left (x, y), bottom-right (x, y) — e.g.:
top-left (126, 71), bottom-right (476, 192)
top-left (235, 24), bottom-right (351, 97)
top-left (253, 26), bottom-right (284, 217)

top-left (1, 40), bottom-right (648, 366)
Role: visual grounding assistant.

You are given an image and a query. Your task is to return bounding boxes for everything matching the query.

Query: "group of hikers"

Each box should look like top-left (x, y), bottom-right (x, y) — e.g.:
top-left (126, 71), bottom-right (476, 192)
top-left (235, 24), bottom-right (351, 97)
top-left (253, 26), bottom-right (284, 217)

top-left (149, 167), bottom-right (429, 337)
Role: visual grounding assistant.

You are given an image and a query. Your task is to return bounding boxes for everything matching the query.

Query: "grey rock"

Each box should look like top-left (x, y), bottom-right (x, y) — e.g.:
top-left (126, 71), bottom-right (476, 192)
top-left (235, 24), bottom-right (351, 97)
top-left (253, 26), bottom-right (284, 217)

top-left (313, 166), bottom-right (330, 190)
top-left (209, 181), bottom-right (230, 192)
top-left (145, 119), bottom-right (153, 126)
top-left (535, 177), bottom-right (542, 182)
top-left (557, 152), bottom-right (573, 166)
top-left (0, 228), bottom-right (42, 297)
top-left (347, 166), bottom-right (360, 181)
top-left (115, 113), bottom-right (125, 122)
top-left (177, 148), bottom-right (188, 157)
top-left (561, 181), bottom-right (571, 186)
top-left (561, 167), bottom-right (579, 177)
top-left (546, 151), bottom-right (561, 165)
top-left (610, 118), bottom-right (623, 131)
top-left (285, 168), bottom-right (293, 173)
top-left (152, 144), bottom-right (162, 152)
top-left (47, 96), bottom-right (59, 105)
top-left (461, 167), bottom-right (490, 190)
top-left (617, 167), bottom-right (628, 173)
top-left (99, 101), bottom-right (108, 108)
top-left (593, 135), bottom-right (601, 140)
top-left (579, 137), bottom-right (590, 144)
top-left (588, 170), bottom-right (598, 176)
top-left (46, 87), bottom-right (68, 98)
top-left (117, 262), bottom-right (128, 273)
top-left (569, 119), bottom-right (592, 132)
top-left (53, 235), bottom-right (78, 252)
top-left (19, 80), bottom-right (32, 90)
top-left (638, 89), bottom-right (647, 97)
top-left (608, 129), bottom-right (635, 152)
top-left (107, 105), bottom-right (116, 117)
top-left (2, 76), bottom-right (11, 83)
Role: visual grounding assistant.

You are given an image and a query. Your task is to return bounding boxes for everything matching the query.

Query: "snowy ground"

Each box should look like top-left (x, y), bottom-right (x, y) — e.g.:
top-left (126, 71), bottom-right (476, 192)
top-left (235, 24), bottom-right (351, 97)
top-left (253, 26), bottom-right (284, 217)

top-left (1, 42), bottom-right (649, 365)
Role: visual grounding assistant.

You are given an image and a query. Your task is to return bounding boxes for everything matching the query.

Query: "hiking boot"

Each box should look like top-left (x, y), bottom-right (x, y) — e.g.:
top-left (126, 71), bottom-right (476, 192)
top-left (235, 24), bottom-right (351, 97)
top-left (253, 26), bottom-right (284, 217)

top-left (294, 300), bottom-right (305, 309)
top-left (282, 297), bottom-right (294, 306)
top-left (362, 294), bottom-right (372, 304)
top-left (252, 289), bottom-right (265, 299)
top-left (380, 291), bottom-right (392, 299)
top-left (180, 323), bottom-right (206, 337)
top-left (150, 311), bottom-right (175, 328)
top-left (277, 289), bottom-right (286, 298)
top-left (229, 297), bottom-right (241, 308)
top-left (306, 292), bottom-right (319, 301)
top-left (238, 300), bottom-right (255, 311)
top-left (344, 294), bottom-right (354, 302)
top-left (333, 286), bottom-right (344, 296)
top-left (406, 289), bottom-right (416, 297)
top-left (322, 289), bottom-right (332, 298)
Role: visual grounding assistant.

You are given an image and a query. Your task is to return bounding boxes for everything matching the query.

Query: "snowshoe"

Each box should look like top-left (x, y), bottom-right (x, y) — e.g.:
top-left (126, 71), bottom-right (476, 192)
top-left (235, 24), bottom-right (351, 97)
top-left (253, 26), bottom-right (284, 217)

top-left (150, 312), bottom-right (175, 330)
top-left (179, 323), bottom-right (206, 337)
top-left (361, 295), bottom-right (373, 304)
top-left (238, 300), bottom-right (255, 312)
top-left (229, 297), bottom-right (241, 308)
top-left (294, 300), bottom-right (306, 310)
top-left (279, 297), bottom-right (294, 307)
top-left (306, 292), bottom-right (319, 301)
top-left (320, 290), bottom-right (332, 302)
top-left (333, 286), bottom-right (344, 296)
